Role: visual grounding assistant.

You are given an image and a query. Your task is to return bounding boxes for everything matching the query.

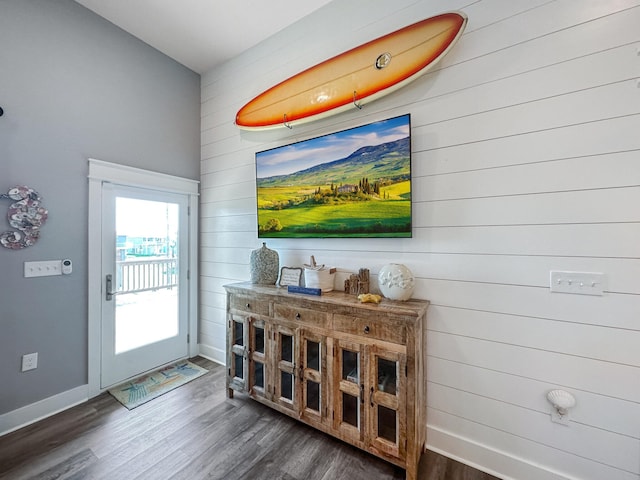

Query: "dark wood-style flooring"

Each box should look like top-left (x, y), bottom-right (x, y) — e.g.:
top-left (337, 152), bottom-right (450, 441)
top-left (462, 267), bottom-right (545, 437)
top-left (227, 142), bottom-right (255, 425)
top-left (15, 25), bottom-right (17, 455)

top-left (0, 357), bottom-right (499, 480)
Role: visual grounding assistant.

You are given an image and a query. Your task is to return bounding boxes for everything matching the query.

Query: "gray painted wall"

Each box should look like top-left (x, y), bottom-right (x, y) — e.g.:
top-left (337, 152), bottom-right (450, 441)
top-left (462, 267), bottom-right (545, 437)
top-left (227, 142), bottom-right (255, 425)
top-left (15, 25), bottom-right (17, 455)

top-left (0, 0), bottom-right (200, 414)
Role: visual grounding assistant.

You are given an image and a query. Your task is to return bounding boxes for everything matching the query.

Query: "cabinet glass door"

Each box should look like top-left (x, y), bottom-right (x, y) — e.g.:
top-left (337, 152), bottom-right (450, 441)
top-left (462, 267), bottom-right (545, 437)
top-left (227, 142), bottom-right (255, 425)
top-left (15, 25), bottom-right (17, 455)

top-left (334, 339), bottom-right (365, 443)
top-left (228, 315), bottom-right (247, 391)
top-left (369, 347), bottom-right (407, 459)
top-left (249, 319), bottom-right (267, 399)
top-left (300, 330), bottom-right (325, 425)
top-left (274, 325), bottom-right (297, 411)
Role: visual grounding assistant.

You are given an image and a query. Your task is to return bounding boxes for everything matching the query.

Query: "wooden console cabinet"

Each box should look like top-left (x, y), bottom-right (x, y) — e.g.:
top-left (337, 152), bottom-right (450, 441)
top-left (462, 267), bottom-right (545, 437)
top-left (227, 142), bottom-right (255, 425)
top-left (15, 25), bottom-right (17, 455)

top-left (224, 282), bottom-right (428, 480)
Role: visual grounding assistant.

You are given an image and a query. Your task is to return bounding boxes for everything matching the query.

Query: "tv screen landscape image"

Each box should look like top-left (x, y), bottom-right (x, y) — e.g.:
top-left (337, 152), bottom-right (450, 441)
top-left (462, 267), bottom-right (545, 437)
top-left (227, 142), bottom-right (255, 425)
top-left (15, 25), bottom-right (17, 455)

top-left (256, 114), bottom-right (412, 238)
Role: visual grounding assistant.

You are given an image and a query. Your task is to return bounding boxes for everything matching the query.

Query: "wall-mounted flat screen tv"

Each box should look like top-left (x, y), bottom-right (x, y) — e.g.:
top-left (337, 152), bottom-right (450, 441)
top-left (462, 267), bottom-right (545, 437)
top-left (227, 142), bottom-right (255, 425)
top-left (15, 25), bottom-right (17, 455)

top-left (256, 114), bottom-right (412, 238)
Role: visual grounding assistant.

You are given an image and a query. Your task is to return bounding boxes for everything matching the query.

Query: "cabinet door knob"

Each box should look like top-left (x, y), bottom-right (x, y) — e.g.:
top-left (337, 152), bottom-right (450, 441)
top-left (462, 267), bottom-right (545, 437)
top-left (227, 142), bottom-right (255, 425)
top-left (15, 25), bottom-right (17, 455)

top-left (363, 325), bottom-right (370, 334)
top-left (295, 312), bottom-right (301, 319)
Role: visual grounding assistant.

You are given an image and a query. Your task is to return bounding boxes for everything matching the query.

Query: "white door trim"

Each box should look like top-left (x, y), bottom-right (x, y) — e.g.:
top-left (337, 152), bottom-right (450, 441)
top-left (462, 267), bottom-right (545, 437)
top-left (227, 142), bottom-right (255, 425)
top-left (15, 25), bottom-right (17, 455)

top-left (87, 159), bottom-right (199, 398)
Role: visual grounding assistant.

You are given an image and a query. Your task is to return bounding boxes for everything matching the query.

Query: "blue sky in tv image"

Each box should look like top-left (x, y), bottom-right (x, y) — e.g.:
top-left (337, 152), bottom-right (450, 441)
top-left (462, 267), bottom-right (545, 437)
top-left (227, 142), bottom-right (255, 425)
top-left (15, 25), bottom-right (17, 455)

top-left (256, 114), bottom-right (410, 178)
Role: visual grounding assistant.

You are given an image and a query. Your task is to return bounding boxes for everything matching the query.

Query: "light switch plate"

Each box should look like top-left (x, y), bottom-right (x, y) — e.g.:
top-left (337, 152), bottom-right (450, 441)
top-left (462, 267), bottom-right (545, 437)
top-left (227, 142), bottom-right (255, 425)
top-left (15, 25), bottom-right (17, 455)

top-left (550, 271), bottom-right (605, 296)
top-left (24, 260), bottom-right (62, 278)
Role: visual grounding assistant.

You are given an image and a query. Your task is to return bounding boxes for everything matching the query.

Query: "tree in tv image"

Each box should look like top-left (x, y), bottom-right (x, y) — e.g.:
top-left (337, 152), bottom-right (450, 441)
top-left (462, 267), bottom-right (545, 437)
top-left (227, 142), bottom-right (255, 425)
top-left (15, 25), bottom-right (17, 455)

top-left (256, 115), bottom-right (412, 238)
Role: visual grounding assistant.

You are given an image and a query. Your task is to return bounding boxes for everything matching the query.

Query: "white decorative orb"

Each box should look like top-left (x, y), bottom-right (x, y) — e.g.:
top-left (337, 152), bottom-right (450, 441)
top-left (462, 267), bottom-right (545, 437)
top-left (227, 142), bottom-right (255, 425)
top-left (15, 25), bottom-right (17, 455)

top-left (378, 263), bottom-right (415, 301)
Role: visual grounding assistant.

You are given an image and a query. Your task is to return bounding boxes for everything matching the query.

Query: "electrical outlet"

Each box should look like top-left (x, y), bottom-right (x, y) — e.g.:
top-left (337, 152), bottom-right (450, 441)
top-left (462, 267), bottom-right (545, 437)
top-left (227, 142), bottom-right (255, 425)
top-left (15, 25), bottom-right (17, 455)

top-left (21, 352), bottom-right (38, 372)
top-left (24, 260), bottom-right (62, 278)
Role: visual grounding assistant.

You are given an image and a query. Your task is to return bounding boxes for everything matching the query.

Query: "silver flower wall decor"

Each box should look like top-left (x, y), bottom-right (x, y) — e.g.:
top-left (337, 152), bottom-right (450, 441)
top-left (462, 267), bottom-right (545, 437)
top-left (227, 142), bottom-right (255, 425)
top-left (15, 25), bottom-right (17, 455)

top-left (0, 185), bottom-right (48, 249)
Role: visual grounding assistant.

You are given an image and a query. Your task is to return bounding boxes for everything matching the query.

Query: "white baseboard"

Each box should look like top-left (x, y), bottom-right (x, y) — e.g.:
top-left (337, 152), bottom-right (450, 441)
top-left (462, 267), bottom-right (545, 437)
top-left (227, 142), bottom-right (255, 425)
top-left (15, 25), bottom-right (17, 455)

top-left (426, 425), bottom-right (578, 480)
top-left (197, 344), bottom-right (225, 366)
top-left (0, 384), bottom-right (88, 437)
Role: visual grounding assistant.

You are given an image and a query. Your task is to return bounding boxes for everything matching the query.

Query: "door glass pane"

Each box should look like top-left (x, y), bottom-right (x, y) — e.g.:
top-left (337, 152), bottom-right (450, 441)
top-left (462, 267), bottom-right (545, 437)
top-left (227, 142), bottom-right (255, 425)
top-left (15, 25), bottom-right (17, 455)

top-left (234, 353), bottom-right (243, 379)
top-left (234, 321), bottom-right (243, 346)
top-left (307, 340), bottom-right (320, 372)
top-left (378, 405), bottom-right (397, 443)
top-left (281, 371), bottom-right (294, 400)
top-left (307, 380), bottom-right (320, 411)
top-left (281, 334), bottom-right (293, 362)
top-left (342, 393), bottom-right (358, 427)
top-left (254, 325), bottom-right (264, 353)
top-left (307, 340), bottom-right (320, 371)
top-left (378, 358), bottom-right (397, 395)
top-left (114, 197), bottom-right (179, 354)
top-left (254, 362), bottom-right (264, 388)
top-left (342, 350), bottom-right (359, 383)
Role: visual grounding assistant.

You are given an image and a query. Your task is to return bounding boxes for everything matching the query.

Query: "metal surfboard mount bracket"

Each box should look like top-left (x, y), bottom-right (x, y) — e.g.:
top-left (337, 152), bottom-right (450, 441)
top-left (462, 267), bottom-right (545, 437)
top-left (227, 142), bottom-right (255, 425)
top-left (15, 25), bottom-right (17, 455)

top-left (353, 91), bottom-right (363, 110)
top-left (283, 113), bottom-right (293, 129)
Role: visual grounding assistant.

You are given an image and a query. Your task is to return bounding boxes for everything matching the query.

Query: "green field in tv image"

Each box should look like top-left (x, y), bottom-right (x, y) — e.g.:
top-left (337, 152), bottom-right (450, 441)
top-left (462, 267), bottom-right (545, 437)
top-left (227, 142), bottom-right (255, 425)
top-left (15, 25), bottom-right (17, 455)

top-left (256, 115), bottom-right (411, 238)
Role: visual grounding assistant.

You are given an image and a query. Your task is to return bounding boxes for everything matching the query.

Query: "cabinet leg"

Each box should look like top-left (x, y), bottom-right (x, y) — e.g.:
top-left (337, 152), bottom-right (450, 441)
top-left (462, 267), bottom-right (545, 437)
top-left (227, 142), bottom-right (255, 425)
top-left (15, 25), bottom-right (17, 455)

top-left (405, 444), bottom-right (423, 480)
top-left (405, 464), bottom-right (417, 480)
top-left (227, 387), bottom-right (234, 399)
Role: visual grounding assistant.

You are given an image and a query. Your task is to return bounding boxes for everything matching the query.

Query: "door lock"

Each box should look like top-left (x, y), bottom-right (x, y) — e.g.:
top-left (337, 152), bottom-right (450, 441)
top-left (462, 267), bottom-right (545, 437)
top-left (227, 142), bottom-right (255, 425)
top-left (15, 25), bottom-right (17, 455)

top-left (105, 274), bottom-right (120, 301)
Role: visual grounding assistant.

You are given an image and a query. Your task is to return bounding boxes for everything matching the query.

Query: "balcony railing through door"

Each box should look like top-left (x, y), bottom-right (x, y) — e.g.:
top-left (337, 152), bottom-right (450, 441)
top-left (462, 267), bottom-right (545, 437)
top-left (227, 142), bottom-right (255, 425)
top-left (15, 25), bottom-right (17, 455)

top-left (116, 258), bottom-right (177, 294)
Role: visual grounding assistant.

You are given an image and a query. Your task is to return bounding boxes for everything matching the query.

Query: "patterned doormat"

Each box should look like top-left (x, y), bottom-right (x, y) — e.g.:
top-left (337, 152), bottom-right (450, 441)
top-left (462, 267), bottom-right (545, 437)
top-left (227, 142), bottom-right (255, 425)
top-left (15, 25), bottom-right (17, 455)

top-left (108, 360), bottom-right (208, 410)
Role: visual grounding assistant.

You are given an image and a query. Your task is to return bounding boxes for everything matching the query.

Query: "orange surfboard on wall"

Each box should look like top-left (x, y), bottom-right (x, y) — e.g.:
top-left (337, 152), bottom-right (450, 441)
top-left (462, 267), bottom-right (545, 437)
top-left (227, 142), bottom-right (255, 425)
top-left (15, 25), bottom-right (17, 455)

top-left (235, 11), bottom-right (467, 131)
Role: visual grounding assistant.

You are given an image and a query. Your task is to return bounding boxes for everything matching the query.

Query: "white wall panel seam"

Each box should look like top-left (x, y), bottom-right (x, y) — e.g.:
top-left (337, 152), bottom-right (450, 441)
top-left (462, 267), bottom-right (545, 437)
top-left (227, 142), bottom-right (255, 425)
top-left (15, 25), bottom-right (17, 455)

top-left (425, 352), bottom-right (639, 402)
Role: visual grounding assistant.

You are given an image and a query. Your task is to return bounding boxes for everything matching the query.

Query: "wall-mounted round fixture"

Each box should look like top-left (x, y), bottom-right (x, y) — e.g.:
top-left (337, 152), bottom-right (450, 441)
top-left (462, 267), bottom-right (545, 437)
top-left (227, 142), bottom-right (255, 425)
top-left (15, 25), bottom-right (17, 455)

top-left (547, 389), bottom-right (576, 417)
top-left (0, 106), bottom-right (4, 117)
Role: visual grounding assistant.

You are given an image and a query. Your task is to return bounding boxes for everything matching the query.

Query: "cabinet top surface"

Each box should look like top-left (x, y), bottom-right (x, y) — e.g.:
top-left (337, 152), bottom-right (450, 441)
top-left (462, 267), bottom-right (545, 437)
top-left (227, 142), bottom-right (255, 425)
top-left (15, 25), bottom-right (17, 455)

top-left (224, 282), bottom-right (429, 317)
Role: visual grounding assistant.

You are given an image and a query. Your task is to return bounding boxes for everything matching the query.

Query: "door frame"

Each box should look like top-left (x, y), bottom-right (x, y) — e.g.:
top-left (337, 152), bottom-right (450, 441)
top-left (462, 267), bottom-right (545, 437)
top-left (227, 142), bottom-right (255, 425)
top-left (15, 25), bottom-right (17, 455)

top-left (87, 158), bottom-right (199, 398)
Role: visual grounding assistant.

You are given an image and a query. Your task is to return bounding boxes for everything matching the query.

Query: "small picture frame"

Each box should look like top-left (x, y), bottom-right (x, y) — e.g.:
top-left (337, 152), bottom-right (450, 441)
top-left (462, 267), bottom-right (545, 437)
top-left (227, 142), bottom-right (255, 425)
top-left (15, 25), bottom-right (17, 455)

top-left (278, 267), bottom-right (303, 287)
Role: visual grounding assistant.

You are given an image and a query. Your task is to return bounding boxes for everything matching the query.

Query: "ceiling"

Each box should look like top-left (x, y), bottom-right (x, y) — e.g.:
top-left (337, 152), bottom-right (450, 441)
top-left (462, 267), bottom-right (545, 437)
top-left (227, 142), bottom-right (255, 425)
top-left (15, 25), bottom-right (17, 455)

top-left (74, 0), bottom-right (335, 74)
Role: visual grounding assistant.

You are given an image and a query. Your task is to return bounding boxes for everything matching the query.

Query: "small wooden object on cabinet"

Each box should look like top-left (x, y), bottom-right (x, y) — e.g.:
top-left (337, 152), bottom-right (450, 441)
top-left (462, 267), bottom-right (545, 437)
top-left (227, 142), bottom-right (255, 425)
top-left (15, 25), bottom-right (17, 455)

top-left (225, 282), bottom-right (428, 480)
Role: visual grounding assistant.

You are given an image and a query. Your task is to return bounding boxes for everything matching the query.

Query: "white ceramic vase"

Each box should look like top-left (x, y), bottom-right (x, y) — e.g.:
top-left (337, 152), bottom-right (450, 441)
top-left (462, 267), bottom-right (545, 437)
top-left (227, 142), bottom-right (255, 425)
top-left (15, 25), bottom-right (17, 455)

top-left (378, 263), bottom-right (415, 301)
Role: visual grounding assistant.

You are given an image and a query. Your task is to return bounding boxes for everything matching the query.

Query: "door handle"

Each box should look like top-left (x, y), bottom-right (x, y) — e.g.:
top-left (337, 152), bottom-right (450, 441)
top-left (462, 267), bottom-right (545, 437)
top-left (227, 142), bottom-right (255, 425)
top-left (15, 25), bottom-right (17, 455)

top-left (105, 274), bottom-right (119, 301)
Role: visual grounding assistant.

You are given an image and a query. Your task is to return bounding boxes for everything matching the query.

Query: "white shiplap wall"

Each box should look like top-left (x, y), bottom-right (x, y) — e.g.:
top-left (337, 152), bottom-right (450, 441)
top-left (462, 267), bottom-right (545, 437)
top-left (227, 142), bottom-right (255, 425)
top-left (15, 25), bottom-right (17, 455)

top-left (199, 1), bottom-right (640, 479)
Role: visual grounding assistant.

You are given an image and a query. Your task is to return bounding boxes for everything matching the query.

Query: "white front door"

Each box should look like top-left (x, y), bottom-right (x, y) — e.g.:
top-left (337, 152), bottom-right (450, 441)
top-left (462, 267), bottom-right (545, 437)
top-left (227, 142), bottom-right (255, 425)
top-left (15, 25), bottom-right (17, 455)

top-left (100, 183), bottom-right (190, 388)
